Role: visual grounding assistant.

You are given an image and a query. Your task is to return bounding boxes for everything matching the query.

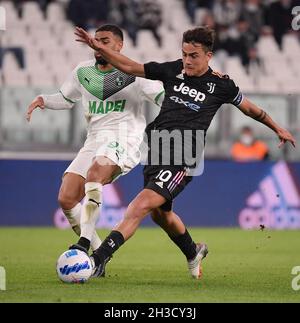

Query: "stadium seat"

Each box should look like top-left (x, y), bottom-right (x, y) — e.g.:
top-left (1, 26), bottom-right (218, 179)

top-left (1, 1), bottom-right (18, 23)
top-left (282, 34), bottom-right (300, 57)
top-left (255, 76), bottom-right (281, 94)
top-left (225, 56), bottom-right (246, 80)
top-left (257, 35), bottom-right (280, 58)
top-left (22, 2), bottom-right (44, 23)
top-left (46, 2), bottom-right (66, 22)
top-left (2, 52), bottom-right (28, 86)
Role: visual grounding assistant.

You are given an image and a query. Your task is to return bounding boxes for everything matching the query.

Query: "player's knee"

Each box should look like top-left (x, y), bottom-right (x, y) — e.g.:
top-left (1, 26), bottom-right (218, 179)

top-left (86, 166), bottom-right (111, 185)
top-left (151, 209), bottom-right (162, 224)
top-left (86, 167), bottom-right (101, 183)
top-left (151, 209), bottom-right (173, 225)
top-left (58, 192), bottom-right (77, 211)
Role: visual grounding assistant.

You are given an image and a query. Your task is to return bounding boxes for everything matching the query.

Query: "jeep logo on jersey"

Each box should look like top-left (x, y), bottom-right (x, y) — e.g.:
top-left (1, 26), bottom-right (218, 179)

top-left (173, 82), bottom-right (206, 102)
top-left (89, 100), bottom-right (126, 114)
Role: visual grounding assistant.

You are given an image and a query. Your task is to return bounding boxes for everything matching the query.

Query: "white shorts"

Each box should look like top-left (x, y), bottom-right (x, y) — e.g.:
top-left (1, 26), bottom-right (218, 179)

top-left (65, 132), bottom-right (142, 180)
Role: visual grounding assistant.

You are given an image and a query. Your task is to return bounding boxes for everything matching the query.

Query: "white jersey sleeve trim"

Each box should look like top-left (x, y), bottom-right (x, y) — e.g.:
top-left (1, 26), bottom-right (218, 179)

top-left (40, 92), bottom-right (74, 110)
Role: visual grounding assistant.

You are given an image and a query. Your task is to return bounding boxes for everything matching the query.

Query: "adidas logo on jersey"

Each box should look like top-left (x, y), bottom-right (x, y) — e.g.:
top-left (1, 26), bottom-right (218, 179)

top-left (176, 73), bottom-right (184, 80)
top-left (174, 82), bottom-right (206, 102)
top-left (155, 181), bottom-right (164, 188)
top-left (239, 161), bottom-right (300, 229)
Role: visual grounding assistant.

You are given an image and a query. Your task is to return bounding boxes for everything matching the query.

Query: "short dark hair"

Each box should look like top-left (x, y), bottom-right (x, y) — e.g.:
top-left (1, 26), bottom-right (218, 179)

top-left (182, 27), bottom-right (215, 52)
top-left (96, 24), bottom-right (124, 41)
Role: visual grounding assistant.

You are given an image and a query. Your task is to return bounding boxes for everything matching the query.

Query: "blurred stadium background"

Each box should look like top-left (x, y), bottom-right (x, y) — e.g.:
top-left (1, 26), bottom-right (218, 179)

top-left (0, 0), bottom-right (300, 229)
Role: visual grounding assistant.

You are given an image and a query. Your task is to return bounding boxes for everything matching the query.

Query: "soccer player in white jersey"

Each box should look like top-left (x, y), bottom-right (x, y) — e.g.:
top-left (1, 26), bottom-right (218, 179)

top-left (27, 25), bottom-right (164, 261)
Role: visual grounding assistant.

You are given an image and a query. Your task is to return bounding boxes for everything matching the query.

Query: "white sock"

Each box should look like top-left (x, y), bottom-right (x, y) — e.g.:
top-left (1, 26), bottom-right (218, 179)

top-left (80, 182), bottom-right (103, 245)
top-left (63, 203), bottom-right (102, 251)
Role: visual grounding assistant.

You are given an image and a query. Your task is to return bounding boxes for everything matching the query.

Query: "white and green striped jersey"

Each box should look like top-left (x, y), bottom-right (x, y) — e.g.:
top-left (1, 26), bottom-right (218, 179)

top-left (60, 60), bottom-right (164, 137)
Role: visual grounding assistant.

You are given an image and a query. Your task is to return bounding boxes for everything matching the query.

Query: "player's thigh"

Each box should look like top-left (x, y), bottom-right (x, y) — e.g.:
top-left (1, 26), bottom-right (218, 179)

top-left (58, 172), bottom-right (86, 207)
top-left (90, 135), bottom-right (141, 184)
top-left (86, 156), bottom-right (121, 184)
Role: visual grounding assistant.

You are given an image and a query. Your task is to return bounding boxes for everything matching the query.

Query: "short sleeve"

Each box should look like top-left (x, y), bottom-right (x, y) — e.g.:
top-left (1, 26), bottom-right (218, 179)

top-left (225, 79), bottom-right (244, 106)
top-left (138, 78), bottom-right (165, 106)
top-left (144, 61), bottom-right (171, 82)
top-left (59, 67), bottom-right (82, 103)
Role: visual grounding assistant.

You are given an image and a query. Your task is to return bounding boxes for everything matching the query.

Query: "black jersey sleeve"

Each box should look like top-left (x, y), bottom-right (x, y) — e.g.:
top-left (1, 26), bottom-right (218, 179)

top-left (225, 79), bottom-right (244, 106)
top-left (144, 61), bottom-right (171, 82)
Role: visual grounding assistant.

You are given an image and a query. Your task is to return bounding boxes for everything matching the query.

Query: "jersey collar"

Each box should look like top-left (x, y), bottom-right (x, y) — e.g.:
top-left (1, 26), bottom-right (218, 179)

top-left (94, 62), bottom-right (117, 75)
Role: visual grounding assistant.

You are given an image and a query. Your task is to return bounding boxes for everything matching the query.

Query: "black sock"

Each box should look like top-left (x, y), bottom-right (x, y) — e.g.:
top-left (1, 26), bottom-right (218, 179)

top-left (169, 229), bottom-right (197, 260)
top-left (77, 237), bottom-right (90, 251)
top-left (93, 231), bottom-right (125, 266)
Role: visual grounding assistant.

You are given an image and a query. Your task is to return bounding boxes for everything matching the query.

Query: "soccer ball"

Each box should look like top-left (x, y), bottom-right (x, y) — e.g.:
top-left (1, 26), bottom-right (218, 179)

top-left (56, 249), bottom-right (93, 283)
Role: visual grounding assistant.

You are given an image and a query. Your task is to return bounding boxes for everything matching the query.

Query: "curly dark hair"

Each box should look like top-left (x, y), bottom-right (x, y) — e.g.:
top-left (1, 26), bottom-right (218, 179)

top-left (182, 27), bottom-right (215, 52)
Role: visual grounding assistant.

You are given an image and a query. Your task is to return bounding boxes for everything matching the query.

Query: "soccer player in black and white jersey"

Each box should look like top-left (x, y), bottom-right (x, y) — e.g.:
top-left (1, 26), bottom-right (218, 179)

top-left (75, 26), bottom-right (296, 279)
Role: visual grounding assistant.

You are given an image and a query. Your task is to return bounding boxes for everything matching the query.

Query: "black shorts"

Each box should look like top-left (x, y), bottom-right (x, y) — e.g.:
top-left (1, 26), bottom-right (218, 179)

top-left (143, 165), bottom-right (193, 212)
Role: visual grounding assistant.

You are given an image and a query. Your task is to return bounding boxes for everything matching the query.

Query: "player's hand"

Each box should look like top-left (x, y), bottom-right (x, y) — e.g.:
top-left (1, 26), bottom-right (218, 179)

top-left (276, 128), bottom-right (296, 148)
top-left (74, 27), bottom-right (102, 51)
top-left (26, 96), bottom-right (45, 122)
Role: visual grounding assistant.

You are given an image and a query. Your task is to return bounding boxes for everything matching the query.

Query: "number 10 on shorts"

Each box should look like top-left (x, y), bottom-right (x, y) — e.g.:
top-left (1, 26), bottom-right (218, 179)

top-left (156, 170), bottom-right (172, 182)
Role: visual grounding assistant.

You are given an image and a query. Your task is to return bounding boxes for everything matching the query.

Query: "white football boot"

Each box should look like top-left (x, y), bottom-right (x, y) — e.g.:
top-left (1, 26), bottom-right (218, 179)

top-left (187, 243), bottom-right (208, 279)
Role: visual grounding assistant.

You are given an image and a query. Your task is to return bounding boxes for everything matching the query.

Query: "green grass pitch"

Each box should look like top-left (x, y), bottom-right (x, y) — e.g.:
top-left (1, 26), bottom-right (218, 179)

top-left (0, 227), bottom-right (299, 303)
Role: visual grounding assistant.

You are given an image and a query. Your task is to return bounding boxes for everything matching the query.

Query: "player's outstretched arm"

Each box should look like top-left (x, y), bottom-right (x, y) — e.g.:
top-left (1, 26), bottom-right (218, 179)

top-left (74, 27), bottom-right (145, 78)
top-left (27, 93), bottom-right (75, 122)
top-left (26, 96), bottom-right (45, 122)
top-left (238, 97), bottom-right (296, 148)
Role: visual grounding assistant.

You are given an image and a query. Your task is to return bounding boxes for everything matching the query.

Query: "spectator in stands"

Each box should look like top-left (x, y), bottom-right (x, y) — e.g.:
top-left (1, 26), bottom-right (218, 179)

top-left (109, 0), bottom-right (139, 46)
top-left (231, 126), bottom-right (269, 161)
top-left (67, 0), bottom-right (90, 30)
top-left (213, 0), bottom-right (242, 29)
top-left (67, 0), bottom-right (109, 30)
top-left (267, 0), bottom-right (300, 49)
top-left (240, 0), bottom-right (264, 42)
top-left (227, 19), bottom-right (257, 67)
top-left (198, 0), bottom-right (214, 10)
top-left (136, 0), bottom-right (163, 47)
top-left (202, 12), bottom-right (227, 53)
top-left (183, 0), bottom-right (215, 24)
top-left (91, 0), bottom-right (110, 27)
top-left (183, 0), bottom-right (198, 24)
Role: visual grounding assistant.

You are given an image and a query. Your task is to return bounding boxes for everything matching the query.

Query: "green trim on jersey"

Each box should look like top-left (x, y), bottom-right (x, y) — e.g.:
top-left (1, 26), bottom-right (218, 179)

top-left (77, 65), bottom-right (136, 101)
top-left (77, 66), bottom-right (105, 100)
top-left (59, 90), bottom-right (75, 104)
top-left (154, 90), bottom-right (165, 106)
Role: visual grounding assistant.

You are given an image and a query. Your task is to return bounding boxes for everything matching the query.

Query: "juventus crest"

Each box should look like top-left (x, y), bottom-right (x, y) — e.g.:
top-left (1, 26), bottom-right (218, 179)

top-left (207, 82), bottom-right (216, 94)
